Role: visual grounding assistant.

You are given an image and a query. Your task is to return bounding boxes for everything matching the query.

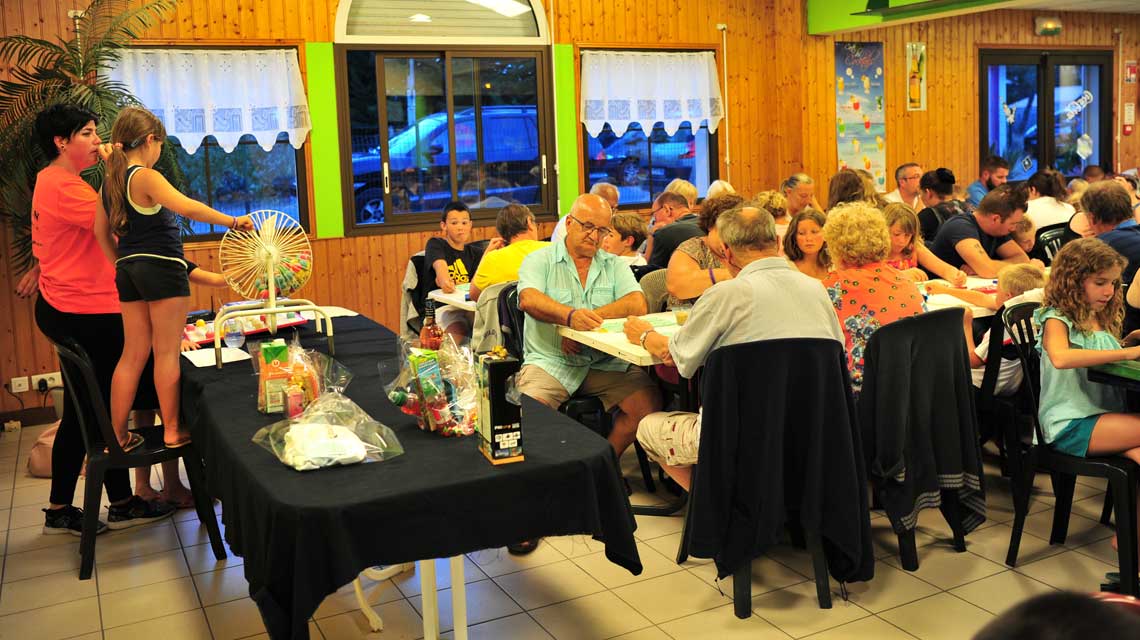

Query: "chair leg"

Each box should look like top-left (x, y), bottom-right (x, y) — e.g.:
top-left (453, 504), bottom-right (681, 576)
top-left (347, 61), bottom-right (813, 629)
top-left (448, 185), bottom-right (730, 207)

top-left (897, 529), bottom-right (919, 571)
top-left (1050, 473), bottom-right (1077, 545)
top-left (675, 494), bottom-right (693, 565)
top-left (182, 447), bottom-right (227, 560)
top-left (1110, 471), bottom-right (1139, 597)
top-left (786, 519), bottom-right (807, 550)
top-left (634, 442), bottom-right (656, 494)
top-left (1101, 485), bottom-right (1115, 526)
top-left (79, 462), bottom-right (104, 580)
top-left (1006, 452), bottom-right (1037, 567)
top-left (805, 530), bottom-right (832, 609)
top-left (733, 561), bottom-right (751, 619)
top-left (939, 490), bottom-right (967, 552)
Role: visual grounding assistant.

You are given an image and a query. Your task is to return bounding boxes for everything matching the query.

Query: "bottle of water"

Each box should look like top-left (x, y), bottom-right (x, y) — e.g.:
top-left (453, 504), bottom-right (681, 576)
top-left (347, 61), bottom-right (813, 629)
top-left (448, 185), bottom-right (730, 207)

top-left (223, 320), bottom-right (245, 348)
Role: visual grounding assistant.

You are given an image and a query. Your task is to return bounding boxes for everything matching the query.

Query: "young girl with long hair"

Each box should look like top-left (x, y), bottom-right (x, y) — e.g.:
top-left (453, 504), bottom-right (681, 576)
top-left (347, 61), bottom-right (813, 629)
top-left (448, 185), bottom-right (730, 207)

top-left (783, 209), bottom-right (831, 280)
top-left (95, 107), bottom-right (253, 451)
top-left (882, 203), bottom-right (967, 286)
top-left (1036, 238), bottom-right (1140, 555)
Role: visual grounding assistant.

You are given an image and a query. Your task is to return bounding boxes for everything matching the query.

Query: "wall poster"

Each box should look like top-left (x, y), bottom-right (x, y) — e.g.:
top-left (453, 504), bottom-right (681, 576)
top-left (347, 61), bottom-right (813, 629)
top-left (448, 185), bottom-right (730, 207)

top-left (835, 42), bottom-right (887, 191)
top-left (907, 42), bottom-right (927, 111)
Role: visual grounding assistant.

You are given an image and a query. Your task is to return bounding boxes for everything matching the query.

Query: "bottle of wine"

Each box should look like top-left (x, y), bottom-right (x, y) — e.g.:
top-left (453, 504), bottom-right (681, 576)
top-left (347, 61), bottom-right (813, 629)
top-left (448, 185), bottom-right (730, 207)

top-left (420, 300), bottom-right (444, 350)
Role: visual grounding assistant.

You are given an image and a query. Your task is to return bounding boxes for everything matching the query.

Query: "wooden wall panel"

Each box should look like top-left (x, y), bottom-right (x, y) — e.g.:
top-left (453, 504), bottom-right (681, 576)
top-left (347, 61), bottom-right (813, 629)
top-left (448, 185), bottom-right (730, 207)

top-left (800, 9), bottom-right (1140, 194)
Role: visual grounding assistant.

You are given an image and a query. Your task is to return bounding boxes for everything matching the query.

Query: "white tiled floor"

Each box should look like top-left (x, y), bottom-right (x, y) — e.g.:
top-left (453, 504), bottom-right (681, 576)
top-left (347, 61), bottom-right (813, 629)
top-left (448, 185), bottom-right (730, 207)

top-left (0, 424), bottom-right (1120, 639)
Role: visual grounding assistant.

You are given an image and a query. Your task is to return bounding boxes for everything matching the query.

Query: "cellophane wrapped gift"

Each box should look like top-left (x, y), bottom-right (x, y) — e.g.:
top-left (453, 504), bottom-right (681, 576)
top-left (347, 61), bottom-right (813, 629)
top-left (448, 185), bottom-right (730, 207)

top-left (252, 391), bottom-right (404, 471)
top-left (381, 335), bottom-right (477, 437)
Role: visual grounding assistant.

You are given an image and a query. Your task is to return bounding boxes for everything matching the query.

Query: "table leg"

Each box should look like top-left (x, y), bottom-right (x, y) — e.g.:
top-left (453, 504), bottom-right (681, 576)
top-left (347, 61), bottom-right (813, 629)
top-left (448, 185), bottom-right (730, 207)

top-left (450, 556), bottom-right (468, 640)
top-left (420, 560), bottom-right (439, 640)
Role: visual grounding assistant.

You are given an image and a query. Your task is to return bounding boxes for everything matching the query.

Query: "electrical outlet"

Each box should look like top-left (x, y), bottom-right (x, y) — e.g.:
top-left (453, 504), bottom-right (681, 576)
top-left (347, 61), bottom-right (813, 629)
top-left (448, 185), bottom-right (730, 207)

top-left (9, 377), bottom-right (29, 393)
top-left (31, 372), bottom-right (62, 392)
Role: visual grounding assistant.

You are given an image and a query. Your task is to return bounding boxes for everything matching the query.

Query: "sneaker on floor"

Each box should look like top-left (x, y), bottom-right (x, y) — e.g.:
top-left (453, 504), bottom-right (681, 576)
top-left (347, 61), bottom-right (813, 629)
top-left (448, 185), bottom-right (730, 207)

top-left (42, 506), bottom-right (108, 537)
top-left (106, 496), bottom-right (175, 530)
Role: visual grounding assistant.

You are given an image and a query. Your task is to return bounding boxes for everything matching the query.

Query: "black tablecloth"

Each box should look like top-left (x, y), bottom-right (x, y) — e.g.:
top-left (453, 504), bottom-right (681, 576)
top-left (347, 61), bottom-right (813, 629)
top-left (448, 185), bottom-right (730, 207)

top-left (180, 316), bottom-right (641, 639)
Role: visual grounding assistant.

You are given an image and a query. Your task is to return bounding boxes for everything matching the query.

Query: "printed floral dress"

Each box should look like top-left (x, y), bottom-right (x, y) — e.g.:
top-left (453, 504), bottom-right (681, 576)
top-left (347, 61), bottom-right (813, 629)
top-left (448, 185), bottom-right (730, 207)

top-left (822, 262), bottom-right (926, 393)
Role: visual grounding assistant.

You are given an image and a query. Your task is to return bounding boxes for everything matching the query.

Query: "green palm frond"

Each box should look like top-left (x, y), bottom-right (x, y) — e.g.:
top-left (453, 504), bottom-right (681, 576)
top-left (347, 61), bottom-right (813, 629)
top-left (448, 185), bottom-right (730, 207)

top-left (0, 0), bottom-right (179, 274)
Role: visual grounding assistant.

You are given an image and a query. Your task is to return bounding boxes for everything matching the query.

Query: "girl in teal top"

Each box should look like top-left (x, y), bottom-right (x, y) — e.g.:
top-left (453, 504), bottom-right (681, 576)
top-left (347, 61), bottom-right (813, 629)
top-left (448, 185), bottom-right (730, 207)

top-left (1036, 239), bottom-right (1140, 463)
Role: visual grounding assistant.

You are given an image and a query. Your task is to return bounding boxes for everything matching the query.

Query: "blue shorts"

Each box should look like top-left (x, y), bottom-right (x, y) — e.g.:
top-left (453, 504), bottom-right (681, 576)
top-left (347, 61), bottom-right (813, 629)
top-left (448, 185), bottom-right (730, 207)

top-left (1051, 416), bottom-right (1100, 457)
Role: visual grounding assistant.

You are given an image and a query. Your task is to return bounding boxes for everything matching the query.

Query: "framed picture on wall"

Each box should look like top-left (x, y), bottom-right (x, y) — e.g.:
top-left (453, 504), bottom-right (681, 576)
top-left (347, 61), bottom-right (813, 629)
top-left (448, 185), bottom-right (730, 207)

top-left (907, 42), bottom-right (927, 111)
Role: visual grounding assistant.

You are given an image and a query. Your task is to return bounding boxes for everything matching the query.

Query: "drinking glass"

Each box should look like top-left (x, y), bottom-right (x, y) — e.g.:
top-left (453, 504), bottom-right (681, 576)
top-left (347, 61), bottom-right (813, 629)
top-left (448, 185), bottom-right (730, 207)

top-left (223, 319), bottom-right (246, 348)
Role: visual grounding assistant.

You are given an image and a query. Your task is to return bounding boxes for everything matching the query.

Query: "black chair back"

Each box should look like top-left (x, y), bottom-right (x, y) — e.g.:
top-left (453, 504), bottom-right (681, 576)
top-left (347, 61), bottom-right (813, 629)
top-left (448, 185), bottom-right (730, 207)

top-left (498, 282), bottom-right (526, 359)
top-left (409, 253), bottom-right (428, 318)
top-left (630, 264), bottom-right (662, 282)
top-left (975, 308), bottom-right (1007, 415)
top-left (1036, 225), bottom-right (1069, 265)
top-left (51, 338), bottom-right (127, 458)
top-left (1002, 301), bottom-right (1045, 444)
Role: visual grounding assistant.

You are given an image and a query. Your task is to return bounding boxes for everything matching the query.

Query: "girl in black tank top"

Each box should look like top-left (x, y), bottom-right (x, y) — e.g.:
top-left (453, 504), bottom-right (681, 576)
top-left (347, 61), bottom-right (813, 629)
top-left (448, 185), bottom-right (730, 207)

top-left (96, 106), bottom-right (254, 452)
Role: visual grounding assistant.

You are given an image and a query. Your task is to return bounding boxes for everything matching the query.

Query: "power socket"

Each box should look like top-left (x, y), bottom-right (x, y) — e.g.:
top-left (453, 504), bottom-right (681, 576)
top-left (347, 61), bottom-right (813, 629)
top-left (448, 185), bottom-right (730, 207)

top-left (8, 377), bottom-right (29, 393)
top-left (31, 372), bottom-right (62, 392)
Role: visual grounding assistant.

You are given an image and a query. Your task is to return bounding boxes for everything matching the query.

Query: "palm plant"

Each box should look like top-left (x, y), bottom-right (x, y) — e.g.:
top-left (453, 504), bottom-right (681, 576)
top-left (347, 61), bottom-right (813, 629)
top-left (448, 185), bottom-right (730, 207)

top-left (0, 0), bottom-right (182, 274)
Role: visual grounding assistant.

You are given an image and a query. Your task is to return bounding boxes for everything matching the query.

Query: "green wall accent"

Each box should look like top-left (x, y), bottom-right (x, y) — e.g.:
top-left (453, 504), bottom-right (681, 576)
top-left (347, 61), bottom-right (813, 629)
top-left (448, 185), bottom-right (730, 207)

top-left (808, 0), bottom-right (1013, 35)
top-left (553, 44), bottom-right (578, 217)
top-left (305, 42), bottom-right (344, 239)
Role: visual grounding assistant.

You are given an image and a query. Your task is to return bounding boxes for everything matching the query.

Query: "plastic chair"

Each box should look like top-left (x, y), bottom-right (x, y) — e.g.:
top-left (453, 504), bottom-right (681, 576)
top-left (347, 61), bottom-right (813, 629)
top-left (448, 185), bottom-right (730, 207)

top-left (639, 269), bottom-right (669, 313)
top-left (51, 338), bottom-right (225, 580)
top-left (1036, 224), bottom-right (1070, 265)
top-left (1001, 302), bottom-right (1139, 596)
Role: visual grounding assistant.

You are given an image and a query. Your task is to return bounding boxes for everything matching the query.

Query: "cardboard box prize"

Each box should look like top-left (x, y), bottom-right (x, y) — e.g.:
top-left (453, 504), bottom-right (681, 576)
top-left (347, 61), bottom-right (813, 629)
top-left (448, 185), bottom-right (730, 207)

top-left (476, 352), bottom-right (523, 464)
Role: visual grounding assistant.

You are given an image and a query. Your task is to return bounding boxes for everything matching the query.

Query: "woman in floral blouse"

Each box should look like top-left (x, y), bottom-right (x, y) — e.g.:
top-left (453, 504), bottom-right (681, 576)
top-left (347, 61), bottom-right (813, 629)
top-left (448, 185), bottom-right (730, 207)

top-left (822, 201), bottom-right (926, 393)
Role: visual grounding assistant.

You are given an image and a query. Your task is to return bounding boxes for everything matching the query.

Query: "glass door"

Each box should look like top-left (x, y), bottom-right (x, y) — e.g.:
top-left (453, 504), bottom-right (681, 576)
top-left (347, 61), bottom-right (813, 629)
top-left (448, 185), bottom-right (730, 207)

top-left (980, 50), bottom-right (1113, 180)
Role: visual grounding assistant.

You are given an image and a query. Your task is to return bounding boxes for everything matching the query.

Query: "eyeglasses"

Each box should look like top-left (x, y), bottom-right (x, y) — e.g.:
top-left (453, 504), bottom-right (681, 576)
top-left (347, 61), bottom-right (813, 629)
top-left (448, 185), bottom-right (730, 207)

top-left (567, 214), bottom-right (612, 239)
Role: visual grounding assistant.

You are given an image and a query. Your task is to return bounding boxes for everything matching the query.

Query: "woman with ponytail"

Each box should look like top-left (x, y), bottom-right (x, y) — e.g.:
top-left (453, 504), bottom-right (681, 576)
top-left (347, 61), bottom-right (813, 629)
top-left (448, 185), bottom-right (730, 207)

top-left (94, 106), bottom-right (253, 454)
top-left (916, 167), bottom-right (969, 242)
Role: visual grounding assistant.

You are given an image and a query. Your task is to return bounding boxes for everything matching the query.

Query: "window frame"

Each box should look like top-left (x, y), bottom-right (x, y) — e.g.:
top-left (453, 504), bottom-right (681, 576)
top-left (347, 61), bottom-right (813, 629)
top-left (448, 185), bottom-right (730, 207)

top-left (334, 44), bottom-right (557, 236)
top-left (977, 48), bottom-right (1114, 181)
top-left (127, 41), bottom-right (315, 247)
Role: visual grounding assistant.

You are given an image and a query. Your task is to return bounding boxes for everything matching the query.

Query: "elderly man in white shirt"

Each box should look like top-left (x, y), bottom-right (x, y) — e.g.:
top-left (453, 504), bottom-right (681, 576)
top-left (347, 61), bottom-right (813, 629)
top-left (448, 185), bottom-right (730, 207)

top-left (622, 204), bottom-right (845, 490)
top-left (884, 162), bottom-right (923, 210)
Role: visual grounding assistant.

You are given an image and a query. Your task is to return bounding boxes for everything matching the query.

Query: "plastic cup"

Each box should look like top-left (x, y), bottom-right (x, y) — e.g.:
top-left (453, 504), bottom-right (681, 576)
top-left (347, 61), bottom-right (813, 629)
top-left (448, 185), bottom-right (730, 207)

top-left (672, 305), bottom-right (692, 326)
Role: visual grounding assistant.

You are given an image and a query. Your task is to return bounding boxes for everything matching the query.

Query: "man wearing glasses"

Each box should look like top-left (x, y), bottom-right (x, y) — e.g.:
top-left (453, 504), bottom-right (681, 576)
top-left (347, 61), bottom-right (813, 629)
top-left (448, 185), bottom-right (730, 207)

top-left (646, 192), bottom-right (699, 268)
top-left (885, 163), bottom-right (923, 210)
top-left (516, 194), bottom-right (661, 457)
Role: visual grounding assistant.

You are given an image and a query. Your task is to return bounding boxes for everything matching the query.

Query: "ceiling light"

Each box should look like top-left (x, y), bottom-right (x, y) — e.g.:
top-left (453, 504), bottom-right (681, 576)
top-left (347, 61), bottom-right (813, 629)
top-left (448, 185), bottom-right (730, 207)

top-left (409, 13), bottom-right (432, 23)
top-left (465, 0), bottom-right (530, 18)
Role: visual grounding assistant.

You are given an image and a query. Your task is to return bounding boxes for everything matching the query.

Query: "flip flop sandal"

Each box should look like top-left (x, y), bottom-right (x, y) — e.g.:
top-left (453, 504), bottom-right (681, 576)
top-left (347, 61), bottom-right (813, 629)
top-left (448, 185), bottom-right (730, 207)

top-left (164, 436), bottom-right (193, 449)
top-left (112, 432), bottom-right (145, 453)
top-left (162, 493), bottom-right (196, 509)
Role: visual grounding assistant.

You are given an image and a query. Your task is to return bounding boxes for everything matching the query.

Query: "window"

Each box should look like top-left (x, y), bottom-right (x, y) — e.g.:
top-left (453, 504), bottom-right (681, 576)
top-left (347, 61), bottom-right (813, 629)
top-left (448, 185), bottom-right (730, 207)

top-left (168, 133), bottom-right (307, 237)
top-left (337, 46), bottom-right (555, 233)
top-left (980, 50), bottom-right (1113, 181)
top-left (584, 122), bottom-right (716, 208)
top-left (579, 50), bottom-right (723, 208)
top-left (108, 47), bottom-right (312, 240)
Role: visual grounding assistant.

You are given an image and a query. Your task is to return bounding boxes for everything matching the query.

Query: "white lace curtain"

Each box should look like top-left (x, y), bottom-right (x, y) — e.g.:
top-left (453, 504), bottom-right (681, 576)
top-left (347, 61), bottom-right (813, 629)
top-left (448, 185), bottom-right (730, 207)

top-left (580, 50), bottom-right (723, 138)
top-left (108, 49), bottom-right (311, 155)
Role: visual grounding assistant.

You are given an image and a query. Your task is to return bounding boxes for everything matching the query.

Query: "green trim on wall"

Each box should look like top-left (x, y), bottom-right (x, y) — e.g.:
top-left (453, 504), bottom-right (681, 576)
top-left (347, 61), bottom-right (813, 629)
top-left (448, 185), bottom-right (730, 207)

top-left (305, 42), bottom-right (344, 239)
top-left (553, 44), bottom-right (578, 217)
top-left (808, 0), bottom-right (1014, 35)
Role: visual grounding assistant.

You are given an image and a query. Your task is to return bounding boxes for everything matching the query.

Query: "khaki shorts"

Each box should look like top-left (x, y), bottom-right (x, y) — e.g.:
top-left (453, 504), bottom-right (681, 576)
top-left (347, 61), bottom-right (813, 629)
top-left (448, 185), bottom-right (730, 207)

top-left (637, 411), bottom-right (701, 467)
top-left (517, 364), bottom-right (655, 411)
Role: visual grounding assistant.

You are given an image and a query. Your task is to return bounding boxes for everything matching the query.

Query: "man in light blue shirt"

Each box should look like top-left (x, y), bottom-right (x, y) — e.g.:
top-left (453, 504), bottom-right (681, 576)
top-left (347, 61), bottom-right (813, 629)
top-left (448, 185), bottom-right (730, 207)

top-left (517, 194), bottom-right (661, 455)
top-left (623, 204), bottom-right (844, 490)
top-left (966, 155), bottom-right (1010, 208)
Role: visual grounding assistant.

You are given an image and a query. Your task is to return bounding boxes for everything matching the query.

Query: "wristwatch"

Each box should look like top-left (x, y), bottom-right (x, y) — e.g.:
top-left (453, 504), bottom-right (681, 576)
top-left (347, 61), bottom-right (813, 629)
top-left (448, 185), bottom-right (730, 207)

top-left (638, 328), bottom-right (653, 348)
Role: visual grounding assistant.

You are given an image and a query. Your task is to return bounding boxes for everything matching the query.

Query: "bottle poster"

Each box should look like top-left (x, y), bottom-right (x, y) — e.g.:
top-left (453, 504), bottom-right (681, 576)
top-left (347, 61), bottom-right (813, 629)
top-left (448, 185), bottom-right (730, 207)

top-left (907, 42), bottom-right (927, 111)
top-left (835, 42), bottom-right (887, 192)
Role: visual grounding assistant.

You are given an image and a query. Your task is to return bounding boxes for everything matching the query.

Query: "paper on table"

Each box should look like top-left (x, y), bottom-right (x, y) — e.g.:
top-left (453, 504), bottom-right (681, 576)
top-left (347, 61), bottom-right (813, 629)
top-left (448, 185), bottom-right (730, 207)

top-left (597, 316), bottom-right (675, 333)
top-left (182, 347), bottom-right (252, 368)
top-left (301, 306), bottom-right (358, 320)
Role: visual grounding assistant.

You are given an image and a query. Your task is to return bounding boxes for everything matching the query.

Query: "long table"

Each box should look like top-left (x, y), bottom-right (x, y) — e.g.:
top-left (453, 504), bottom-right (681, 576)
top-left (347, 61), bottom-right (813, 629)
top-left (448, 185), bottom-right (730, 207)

top-left (557, 312), bottom-right (681, 366)
top-left (428, 283), bottom-right (476, 312)
top-left (180, 316), bottom-right (641, 639)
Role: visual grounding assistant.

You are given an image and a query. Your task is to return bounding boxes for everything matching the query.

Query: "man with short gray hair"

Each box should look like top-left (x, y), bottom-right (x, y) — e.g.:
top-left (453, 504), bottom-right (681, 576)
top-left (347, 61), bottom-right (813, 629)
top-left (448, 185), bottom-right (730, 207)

top-left (623, 204), bottom-right (844, 489)
top-left (885, 162), bottom-right (923, 209)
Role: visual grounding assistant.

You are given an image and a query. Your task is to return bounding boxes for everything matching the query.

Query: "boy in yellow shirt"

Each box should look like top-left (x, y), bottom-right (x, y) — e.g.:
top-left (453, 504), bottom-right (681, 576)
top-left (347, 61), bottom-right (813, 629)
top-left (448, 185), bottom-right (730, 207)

top-left (470, 204), bottom-right (548, 301)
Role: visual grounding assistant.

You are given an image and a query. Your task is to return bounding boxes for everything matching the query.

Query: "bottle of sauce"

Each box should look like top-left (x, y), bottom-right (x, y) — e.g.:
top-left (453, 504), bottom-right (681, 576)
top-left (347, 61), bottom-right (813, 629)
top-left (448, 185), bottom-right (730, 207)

top-left (420, 300), bottom-right (444, 350)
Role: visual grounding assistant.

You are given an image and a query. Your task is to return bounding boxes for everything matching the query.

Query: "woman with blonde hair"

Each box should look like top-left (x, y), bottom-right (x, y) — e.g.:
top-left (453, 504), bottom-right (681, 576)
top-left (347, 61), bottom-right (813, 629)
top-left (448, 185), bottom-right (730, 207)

top-left (753, 190), bottom-right (790, 251)
top-left (822, 201), bottom-right (926, 392)
top-left (882, 203), bottom-right (967, 285)
top-left (706, 179), bottom-right (735, 200)
top-left (664, 178), bottom-right (698, 208)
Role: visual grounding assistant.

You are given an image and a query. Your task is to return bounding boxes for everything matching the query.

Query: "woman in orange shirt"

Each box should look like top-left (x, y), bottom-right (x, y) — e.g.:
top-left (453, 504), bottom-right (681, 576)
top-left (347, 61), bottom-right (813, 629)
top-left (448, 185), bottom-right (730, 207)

top-left (25, 105), bottom-right (173, 537)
